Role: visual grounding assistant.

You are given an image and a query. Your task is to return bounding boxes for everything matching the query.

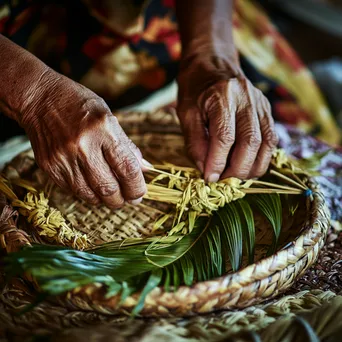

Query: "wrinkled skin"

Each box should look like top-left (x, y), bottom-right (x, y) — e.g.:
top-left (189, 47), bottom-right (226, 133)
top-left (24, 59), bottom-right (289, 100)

top-left (175, 0), bottom-right (278, 183)
top-left (1, 0), bottom-right (279, 209)
top-left (21, 71), bottom-right (147, 208)
top-left (177, 60), bottom-right (278, 183)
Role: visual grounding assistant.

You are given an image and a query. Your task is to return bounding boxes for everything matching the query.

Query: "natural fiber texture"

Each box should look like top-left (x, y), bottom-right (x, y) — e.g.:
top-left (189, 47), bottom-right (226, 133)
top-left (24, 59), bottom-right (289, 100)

top-left (1, 226), bottom-right (341, 340)
top-left (0, 274), bottom-right (340, 342)
top-left (0, 110), bottom-right (340, 341)
top-left (0, 110), bottom-right (330, 318)
top-left (12, 192), bottom-right (89, 249)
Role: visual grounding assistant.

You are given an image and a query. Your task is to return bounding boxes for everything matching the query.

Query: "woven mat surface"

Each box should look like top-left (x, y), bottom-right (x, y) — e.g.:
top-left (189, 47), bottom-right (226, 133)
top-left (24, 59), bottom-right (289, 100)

top-left (0, 123), bottom-right (341, 341)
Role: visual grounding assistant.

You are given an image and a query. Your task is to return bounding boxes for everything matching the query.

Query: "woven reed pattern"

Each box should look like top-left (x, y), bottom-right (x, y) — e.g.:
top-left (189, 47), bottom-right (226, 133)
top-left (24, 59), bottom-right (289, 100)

top-left (51, 194), bottom-right (162, 243)
top-left (0, 274), bottom-right (338, 341)
top-left (57, 187), bottom-right (328, 317)
top-left (0, 110), bottom-right (330, 318)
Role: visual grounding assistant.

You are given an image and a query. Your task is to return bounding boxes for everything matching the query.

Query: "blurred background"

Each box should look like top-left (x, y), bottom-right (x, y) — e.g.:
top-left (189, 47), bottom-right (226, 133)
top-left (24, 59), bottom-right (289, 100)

top-left (1, 0), bottom-right (342, 168)
top-left (260, 0), bottom-right (342, 127)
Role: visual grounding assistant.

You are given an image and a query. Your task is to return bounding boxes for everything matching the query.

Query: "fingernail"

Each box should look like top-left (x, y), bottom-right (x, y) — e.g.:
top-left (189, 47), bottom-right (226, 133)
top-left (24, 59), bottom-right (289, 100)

top-left (142, 159), bottom-right (153, 168)
top-left (208, 173), bottom-right (220, 183)
top-left (128, 197), bottom-right (143, 205)
top-left (196, 161), bottom-right (204, 173)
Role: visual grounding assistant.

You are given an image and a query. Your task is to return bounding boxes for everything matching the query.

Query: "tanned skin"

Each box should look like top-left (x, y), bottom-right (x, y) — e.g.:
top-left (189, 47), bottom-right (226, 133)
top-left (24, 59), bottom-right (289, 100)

top-left (0, 34), bottom-right (146, 208)
top-left (0, 1), bottom-right (277, 207)
top-left (176, 0), bottom-right (278, 182)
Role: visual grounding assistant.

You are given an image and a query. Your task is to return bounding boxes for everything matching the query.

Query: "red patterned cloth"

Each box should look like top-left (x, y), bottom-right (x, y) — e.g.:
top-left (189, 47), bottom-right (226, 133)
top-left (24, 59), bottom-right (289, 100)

top-left (0, 0), bottom-right (340, 144)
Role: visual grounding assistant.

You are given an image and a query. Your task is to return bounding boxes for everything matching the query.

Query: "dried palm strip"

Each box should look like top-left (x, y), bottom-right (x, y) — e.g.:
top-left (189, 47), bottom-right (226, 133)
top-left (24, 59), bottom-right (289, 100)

top-left (0, 174), bottom-right (90, 249)
top-left (144, 162), bottom-right (305, 234)
top-left (0, 148), bottom-right (308, 243)
top-left (12, 192), bottom-right (89, 250)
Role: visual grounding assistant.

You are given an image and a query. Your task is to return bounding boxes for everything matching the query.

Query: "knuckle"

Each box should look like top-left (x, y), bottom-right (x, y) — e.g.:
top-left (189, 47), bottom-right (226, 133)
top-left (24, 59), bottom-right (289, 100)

top-left (259, 113), bottom-right (278, 147)
top-left (76, 187), bottom-right (99, 205)
top-left (77, 134), bottom-right (91, 153)
top-left (108, 114), bottom-right (119, 126)
top-left (216, 125), bottom-right (234, 146)
top-left (245, 132), bottom-right (261, 147)
top-left (265, 130), bottom-right (279, 147)
top-left (255, 88), bottom-right (264, 98)
top-left (204, 92), bottom-right (225, 114)
top-left (97, 96), bottom-right (109, 109)
top-left (235, 169), bottom-right (250, 180)
top-left (94, 182), bottom-right (120, 197)
top-left (126, 186), bottom-right (146, 201)
top-left (83, 96), bottom-right (109, 115)
top-left (210, 154), bottom-right (230, 172)
top-left (117, 156), bottom-right (141, 179)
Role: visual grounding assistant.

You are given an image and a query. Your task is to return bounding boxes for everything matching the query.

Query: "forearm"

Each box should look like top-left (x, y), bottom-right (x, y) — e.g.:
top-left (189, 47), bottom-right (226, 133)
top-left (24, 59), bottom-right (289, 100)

top-left (0, 34), bottom-right (51, 124)
top-left (175, 0), bottom-right (240, 73)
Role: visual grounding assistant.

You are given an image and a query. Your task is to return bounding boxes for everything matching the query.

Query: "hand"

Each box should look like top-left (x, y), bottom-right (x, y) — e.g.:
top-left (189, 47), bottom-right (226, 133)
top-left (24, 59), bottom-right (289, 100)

top-left (20, 71), bottom-right (146, 208)
top-left (177, 60), bottom-right (278, 182)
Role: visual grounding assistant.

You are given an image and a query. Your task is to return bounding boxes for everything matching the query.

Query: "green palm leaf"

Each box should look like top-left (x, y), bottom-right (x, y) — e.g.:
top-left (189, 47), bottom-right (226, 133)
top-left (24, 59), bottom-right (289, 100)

top-left (132, 269), bottom-right (163, 316)
top-left (247, 194), bottom-right (282, 256)
top-left (216, 202), bottom-right (243, 272)
top-left (4, 194), bottom-right (283, 314)
top-left (236, 199), bottom-right (255, 264)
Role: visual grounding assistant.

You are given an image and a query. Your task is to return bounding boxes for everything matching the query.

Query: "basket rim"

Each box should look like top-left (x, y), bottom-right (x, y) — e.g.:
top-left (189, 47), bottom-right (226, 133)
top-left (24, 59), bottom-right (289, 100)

top-left (0, 108), bottom-right (331, 316)
top-left (62, 180), bottom-right (328, 316)
top-left (0, 155), bottom-right (330, 317)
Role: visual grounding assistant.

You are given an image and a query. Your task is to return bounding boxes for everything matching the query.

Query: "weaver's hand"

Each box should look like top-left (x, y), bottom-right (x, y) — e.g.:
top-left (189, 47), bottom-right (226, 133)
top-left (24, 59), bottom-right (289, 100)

top-left (20, 71), bottom-right (146, 208)
top-left (177, 64), bottom-right (278, 182)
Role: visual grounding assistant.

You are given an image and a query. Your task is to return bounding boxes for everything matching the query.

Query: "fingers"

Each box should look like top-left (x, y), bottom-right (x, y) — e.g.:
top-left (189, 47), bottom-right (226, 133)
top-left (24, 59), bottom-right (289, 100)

top-left (78, 149), bottom-right (125, 209)
top-left (76, 117), bottom-right (146, 208)
top-left (39, 155), bottom-right (101, 206)
top-left (199, 80), bottom-right (276, 181)
top-left (202, 85), bottom-right (236, 182)
top-left (69, 167), bottom-right (101, 206)
top-left (103, 137), bottom-right (146, 203)
top-left (121, 134), bottom-right (151, 172)
top-left (179, 106), bottom-right (209, 173)
top-left (248, 99), bottom-right (278, 178)
top-left (221, 104), bottom-right (261, 180)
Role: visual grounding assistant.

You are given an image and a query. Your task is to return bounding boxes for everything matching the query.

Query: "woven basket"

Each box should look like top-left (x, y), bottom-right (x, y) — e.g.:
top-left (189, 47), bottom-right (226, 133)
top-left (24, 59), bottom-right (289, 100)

top-left (0, 110), bottom-right (330, 317)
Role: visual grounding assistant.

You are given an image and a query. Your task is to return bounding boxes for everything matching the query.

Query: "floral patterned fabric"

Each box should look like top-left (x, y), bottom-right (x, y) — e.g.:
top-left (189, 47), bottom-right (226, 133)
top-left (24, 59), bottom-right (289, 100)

top-left (0, 0), bottom-right (340, 144)
top-left (276, 124), bottom-right (342, 224)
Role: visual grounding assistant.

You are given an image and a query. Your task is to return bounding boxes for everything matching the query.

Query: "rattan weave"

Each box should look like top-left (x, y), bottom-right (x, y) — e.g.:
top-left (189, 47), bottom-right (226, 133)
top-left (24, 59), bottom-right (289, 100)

top-left (0, 110), bottom-right (330, 317)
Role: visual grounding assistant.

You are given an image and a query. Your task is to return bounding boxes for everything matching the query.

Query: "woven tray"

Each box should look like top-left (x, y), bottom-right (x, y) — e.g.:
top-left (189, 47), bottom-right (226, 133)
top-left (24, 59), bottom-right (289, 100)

top-left (0, 110), bottom-right (330, 317)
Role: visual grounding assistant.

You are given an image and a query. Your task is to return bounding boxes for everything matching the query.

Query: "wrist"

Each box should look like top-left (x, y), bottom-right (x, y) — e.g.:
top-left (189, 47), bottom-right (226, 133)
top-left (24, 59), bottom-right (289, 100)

top-left (19, 67), bottom-right (61, 129)
top-left (177, 51), bottom-right (244, 99)
top-left (0, 35), bottom-right (53, 125)
top-left (180, 47), bottom-right (242, 77)
top-left (179, 29), bottom-right (243, 78)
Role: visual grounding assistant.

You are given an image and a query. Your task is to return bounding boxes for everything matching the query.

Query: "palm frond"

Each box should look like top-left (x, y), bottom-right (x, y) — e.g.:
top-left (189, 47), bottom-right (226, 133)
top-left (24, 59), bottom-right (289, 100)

top-left (132, 269), bottom-right (163, 316)
top-left (216, 202), bottom-right (243, 272)
top-left (237, 199), bottom-right (255, 264)
top-left (4, 193), bottom-right (286, 314)
top-left (247, 194), bottom-right (282, 256)
top-left (0, 148), bottom-right (311, 316)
